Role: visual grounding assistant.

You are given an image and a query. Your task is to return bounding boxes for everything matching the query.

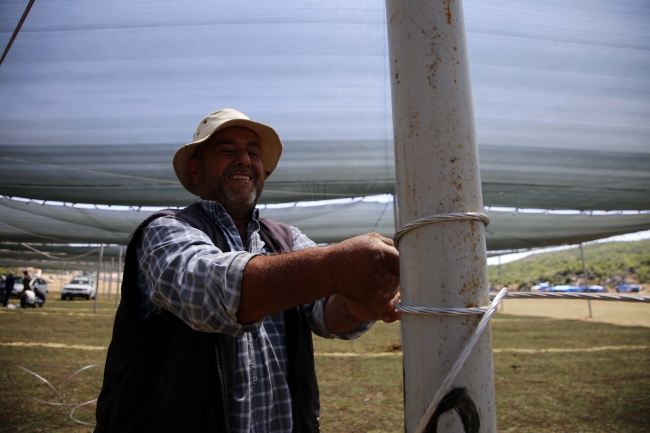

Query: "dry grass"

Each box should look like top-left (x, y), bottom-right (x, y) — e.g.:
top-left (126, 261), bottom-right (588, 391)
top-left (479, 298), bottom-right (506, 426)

top-left (0, 298), bottom-right (649, 432)
top-left (497, 296), bottom-right (650, 328)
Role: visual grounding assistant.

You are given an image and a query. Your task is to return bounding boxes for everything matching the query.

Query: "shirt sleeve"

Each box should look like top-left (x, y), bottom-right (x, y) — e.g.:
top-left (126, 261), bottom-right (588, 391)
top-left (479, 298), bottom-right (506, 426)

top-left (289, 226), bottom-right (374, 340)
top-left (136, 216), bottom-right (261, 337)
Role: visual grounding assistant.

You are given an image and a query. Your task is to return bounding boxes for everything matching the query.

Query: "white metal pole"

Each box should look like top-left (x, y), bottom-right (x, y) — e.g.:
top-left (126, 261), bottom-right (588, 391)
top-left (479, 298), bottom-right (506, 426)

top-left (385, 0), bottom-right (496, 431)
top-left (93, 244), bottom-right (104, 314)
top-left (499, 256), bottom-right (504, 311)
top-left (102, 261), bottom-right (108, 299)
top-left (115, 247), bottom-right (123, 308)
top-left (579, 243), bottom-right (592, 318)
top-left (108, 257), bottom-right (114, 301)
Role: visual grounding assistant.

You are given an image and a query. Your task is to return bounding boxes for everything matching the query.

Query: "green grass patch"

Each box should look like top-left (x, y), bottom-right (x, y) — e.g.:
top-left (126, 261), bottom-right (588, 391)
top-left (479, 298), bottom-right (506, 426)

top-left (1, 299), bottom-right (649, 432)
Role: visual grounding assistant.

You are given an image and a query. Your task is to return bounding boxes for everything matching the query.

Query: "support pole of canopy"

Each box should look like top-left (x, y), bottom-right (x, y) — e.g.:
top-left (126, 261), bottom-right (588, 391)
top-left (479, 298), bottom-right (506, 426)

top-left (385, 0), bottom-right (496, 431)
top-left (102, 261), bottom-right (108, 299)
top-left (59, 266), bottom-right (64, 295)
top-left (93, 244), bottom-right (104, 314)
top-left (579, 243), bottom-right (592, 318)
top-left (108, 257), bottom-right (114, 301)
top-left (499, 256), bottom-right (504, 311)
top-left (115, 247), bottom-right (123, 308)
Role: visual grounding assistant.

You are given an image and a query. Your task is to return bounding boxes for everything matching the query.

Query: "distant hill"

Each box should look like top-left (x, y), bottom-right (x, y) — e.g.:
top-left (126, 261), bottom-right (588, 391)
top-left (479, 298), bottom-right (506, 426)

top-left (488, 239), bottom-right (650, 289)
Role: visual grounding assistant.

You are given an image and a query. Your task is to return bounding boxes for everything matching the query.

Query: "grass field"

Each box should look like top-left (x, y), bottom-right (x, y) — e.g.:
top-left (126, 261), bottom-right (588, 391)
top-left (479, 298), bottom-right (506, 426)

top-left (1, 297), bottom-right (649, 432)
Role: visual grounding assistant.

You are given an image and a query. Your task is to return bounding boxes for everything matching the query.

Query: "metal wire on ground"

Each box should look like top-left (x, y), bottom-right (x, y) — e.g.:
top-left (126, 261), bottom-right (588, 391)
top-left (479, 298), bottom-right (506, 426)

top-left (7, 364), bottom-right (102, 427)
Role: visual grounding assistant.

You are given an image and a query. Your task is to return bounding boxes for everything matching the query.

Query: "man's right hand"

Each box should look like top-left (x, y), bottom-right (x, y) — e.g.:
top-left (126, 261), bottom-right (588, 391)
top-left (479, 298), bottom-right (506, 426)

top-left (327, 233), bottom-right (400, 307)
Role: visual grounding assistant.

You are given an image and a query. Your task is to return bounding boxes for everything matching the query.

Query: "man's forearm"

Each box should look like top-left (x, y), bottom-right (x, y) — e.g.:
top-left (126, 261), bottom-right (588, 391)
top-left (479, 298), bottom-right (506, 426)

top-left (238, 246), bottom-right (335, 323)
top-left (237, 233), bottom-right (400, 324)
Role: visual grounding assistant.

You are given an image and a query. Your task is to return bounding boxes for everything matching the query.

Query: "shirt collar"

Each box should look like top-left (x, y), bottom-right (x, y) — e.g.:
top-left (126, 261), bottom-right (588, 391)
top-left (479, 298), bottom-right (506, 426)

top-left (196, 199), bottom-right (261, 250)
top-left (197, 199), bottom-right (260, 223)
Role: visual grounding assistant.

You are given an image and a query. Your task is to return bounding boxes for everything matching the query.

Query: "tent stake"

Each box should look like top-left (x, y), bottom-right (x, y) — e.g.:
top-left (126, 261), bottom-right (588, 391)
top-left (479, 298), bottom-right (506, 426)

top-left (385, 0), bottom-right (496, 431)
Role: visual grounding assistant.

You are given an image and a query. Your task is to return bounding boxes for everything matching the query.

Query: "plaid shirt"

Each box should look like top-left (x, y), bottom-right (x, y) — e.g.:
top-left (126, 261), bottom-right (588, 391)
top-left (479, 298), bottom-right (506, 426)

top-left (136, 199), bottom-right (372, 433)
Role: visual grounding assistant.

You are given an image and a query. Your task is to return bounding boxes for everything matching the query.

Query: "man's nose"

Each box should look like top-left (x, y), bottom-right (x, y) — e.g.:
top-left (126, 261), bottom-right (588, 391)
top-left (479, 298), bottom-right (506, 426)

top-left (233, 148), bottom-right (251, 166)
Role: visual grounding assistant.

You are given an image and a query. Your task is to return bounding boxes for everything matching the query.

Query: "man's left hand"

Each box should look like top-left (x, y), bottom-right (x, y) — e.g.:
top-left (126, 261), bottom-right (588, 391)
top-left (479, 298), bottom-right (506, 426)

top-left (342, 292), bottom-right (401, 323)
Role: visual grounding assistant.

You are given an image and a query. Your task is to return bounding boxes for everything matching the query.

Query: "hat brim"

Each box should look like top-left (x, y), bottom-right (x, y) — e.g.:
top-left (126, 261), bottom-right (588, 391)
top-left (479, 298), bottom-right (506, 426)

top-left (173, 118), bottom-right (283, 196)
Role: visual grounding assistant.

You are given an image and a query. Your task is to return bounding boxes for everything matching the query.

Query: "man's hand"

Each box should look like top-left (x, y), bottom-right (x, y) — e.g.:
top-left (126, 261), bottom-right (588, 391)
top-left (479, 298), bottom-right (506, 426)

top-left (327, 233), bottom-right (400, 307)
top-left (324, 291), bottom-right (401, 334)
top-left (341, 292), bottom-right (401, 323)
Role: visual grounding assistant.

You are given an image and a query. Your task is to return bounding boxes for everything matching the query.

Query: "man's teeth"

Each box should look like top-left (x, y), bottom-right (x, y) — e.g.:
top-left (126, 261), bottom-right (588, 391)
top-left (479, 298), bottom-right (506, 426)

top-left (230, 175), bottom-right (251, 180)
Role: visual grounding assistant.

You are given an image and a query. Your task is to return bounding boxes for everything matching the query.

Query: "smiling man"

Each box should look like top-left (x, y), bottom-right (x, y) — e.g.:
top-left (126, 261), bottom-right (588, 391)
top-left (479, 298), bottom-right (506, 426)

top-left (95, 109), bottom-right (401, 433)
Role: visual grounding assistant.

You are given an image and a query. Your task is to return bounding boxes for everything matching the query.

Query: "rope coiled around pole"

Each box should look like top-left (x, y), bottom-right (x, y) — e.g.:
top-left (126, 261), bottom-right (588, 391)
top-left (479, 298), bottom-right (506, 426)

top-left (393, 212), bottom-right (490, 250)
top-left (393, 211), bottom-right (496, 432)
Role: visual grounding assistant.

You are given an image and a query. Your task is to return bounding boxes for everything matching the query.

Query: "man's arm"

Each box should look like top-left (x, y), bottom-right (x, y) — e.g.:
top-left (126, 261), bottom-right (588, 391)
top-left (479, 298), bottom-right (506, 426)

top-left (138, 217), bottom-right (398, 335)
top-left (237, 233), bottom-right (400, 324)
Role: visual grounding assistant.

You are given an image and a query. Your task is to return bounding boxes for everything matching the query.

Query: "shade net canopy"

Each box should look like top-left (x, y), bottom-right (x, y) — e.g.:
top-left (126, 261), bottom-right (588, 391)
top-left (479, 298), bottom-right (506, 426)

top-left (1, 199), bottom-right (649, 258)
top-left (0, 0), bottom-right (648, 210)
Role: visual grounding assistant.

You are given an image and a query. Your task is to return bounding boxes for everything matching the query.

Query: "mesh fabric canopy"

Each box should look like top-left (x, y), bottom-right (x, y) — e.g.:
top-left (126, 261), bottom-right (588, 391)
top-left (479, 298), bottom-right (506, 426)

top-left (1, 0), bottom-right (648, 210)
top-left (1, 198), bottom-right (648, 254)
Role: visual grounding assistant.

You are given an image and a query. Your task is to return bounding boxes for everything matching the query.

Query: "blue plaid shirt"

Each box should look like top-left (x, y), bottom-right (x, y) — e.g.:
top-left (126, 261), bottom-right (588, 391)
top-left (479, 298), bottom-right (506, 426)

top-left (136, 200), bottom-right (372, 433)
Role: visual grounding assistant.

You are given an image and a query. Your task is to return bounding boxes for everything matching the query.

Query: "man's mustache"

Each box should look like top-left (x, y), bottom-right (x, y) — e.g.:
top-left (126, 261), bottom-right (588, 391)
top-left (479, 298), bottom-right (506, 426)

top-left (223, 167), bottom-right (258, 179)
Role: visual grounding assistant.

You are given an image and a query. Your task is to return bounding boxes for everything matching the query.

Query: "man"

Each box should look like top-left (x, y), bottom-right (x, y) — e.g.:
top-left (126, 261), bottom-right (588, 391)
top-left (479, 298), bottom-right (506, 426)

top-left (95, 109), bottom-right (401, 433)
top-left (19, 271), bottom-right (36, 308)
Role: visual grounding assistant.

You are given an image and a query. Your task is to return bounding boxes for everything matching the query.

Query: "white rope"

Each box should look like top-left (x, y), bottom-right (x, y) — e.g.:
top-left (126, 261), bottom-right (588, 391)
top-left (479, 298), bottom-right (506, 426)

top-left (397, 304), bottom-right (488, 316)
top-left (401, 288), bottom-right (649, 431)
top-left (393, 212), bottom-right (490, 249)
top-left (393, 210), bottom-right (494, 430)
top-left (7, 364), bottom-right (101, 426)
top-left (412, 288), bottom-right (508, 433)
top-left (493, 292), bottom-right (650, 303)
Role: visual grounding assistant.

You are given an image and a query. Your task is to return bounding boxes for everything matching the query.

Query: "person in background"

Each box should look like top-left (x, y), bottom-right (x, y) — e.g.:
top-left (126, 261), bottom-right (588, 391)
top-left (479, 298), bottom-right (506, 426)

top-left (20, 285), bottom-right (36, 308)
top-left (3, 272), bottom-right (14, 307)
top-left (0, 275), bottom-right (5, 305)
top-left (33, 281), bottom-right (46, 308)
top-left (22, 271), bottom-right (30, 292)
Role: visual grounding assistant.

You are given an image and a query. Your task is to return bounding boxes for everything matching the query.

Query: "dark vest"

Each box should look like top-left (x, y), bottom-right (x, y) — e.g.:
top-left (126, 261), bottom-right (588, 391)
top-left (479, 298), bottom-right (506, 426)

top-left (95, 203), bottom-right (320, 433)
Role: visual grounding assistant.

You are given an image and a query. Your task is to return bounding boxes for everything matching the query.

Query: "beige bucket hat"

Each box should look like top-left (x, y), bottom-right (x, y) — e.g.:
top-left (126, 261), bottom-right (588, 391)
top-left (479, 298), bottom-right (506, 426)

top-left (173, 108), bottom-right (283, 196)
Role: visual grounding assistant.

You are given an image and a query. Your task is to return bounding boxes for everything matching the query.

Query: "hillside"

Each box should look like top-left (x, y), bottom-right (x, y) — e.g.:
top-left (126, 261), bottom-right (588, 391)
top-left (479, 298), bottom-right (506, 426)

top-left (488, 239), bottom-right (650, 289)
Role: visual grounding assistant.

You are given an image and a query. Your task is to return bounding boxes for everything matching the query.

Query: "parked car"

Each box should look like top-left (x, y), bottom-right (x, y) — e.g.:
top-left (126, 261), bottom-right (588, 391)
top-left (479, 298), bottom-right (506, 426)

top-left (616, 284), bottom-right (641, 293)
top-left (61, 276), bottom-right (97, 300)
top-left (8, 277), bottom-right (49, 298)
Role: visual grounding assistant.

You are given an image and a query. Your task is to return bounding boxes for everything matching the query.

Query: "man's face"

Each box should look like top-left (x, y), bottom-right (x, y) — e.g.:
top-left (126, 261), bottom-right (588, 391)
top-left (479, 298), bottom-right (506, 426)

top-left (187, 126), bottom-right (265, 215)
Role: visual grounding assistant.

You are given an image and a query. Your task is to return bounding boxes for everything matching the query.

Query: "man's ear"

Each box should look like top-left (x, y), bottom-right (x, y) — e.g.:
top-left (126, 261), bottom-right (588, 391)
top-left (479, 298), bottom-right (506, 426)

top-left (186, 157), bottom-right (201, 186)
